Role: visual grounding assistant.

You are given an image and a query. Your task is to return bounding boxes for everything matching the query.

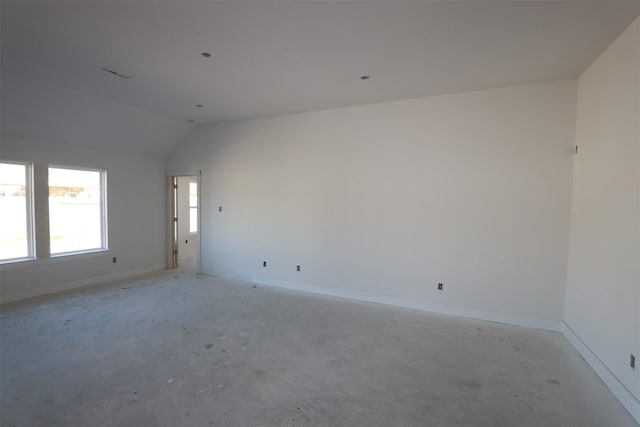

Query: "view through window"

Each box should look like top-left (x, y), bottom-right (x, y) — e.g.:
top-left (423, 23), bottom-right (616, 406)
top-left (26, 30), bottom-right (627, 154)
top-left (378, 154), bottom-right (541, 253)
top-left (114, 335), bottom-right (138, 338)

top-left (0, 162), bottom-right (31, 261)
top-left (189, 181), bottom-right (198, 233)
top-left (49, 167), bottom-right (105, 254)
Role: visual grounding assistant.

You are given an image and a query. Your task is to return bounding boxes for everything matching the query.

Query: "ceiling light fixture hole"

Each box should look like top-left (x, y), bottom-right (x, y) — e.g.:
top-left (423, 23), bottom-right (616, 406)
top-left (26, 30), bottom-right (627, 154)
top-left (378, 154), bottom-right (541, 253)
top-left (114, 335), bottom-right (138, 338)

top-left (201, 52), bottom-right (212, 58)
top-left (196, 104), bottom-right (203, 108)
top-left (360, 75), bottom-right (371, 80)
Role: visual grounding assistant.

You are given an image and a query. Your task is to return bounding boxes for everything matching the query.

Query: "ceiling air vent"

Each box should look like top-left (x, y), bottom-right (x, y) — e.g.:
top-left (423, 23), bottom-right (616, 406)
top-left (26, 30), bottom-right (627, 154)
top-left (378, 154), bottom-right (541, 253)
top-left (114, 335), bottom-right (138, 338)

top-left (101, 66), bottom-right (134, 79)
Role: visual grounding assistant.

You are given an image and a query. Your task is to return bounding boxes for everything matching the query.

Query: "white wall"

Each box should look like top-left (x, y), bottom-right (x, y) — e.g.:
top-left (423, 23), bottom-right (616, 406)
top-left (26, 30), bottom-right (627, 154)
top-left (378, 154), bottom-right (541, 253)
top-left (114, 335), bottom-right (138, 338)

top-left (0, 134), bottom-right (167, 302)
top-left (565, 16), bottom-right (640, 404)
top-left (168, 80), bottom-right (577, 322)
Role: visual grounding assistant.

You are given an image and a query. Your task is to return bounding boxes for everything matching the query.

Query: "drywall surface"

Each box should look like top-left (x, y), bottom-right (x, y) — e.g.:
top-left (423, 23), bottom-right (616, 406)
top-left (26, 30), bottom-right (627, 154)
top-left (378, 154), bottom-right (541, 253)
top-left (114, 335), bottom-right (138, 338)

top-left (168, 81), bottom-right (576, 322)
top-left (0, 134), bottom-right (167, 302)
top-left (0, 72), bottom-right (191, 157)
top-left (565, 17), bottom-right (640, 402)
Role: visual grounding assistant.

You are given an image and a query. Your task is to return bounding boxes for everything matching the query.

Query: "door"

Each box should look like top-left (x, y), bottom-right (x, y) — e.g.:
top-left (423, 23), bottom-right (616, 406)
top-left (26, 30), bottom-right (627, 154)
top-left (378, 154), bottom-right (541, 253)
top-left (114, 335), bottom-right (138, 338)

top-left (170, 175), bottom-right (199, 272)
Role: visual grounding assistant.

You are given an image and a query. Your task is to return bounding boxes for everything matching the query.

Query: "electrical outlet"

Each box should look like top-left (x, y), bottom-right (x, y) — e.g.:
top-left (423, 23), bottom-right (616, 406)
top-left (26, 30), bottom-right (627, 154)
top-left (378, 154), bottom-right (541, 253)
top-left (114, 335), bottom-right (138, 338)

top-left (296, 265), bottom-right (301, 272)
top-left (219, 206), bottom-right (222, 212)
top-left (112, 257), bottom-right (117, 263)
top-left (631, 354), bottom-right (636, 369)
top-left (263, 261), bottom-right (267, 267)
top-left (437, 283), bottom-right (443, 291)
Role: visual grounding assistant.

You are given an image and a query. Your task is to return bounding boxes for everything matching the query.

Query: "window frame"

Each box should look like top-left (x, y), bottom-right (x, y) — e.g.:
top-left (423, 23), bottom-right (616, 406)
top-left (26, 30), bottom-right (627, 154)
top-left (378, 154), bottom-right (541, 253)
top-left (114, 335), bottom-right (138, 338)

top-left (0, 161), bottom-right (35, 263)
top-left (48, 164), bottom-right (108, 257)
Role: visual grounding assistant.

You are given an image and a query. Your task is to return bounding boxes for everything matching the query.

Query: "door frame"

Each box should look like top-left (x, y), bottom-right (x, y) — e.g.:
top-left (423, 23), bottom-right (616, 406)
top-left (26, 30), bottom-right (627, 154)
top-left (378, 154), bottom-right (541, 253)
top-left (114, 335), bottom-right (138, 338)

top-left (166, 170), bottom-right (201, 272)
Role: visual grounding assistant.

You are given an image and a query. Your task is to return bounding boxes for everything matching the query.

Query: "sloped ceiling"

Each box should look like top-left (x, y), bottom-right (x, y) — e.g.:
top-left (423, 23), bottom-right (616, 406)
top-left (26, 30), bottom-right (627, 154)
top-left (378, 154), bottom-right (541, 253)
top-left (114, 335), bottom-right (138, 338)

top-left (1, 1), bottom-right (638, 156)
top-left (1, 73), bottom-right (192, 157)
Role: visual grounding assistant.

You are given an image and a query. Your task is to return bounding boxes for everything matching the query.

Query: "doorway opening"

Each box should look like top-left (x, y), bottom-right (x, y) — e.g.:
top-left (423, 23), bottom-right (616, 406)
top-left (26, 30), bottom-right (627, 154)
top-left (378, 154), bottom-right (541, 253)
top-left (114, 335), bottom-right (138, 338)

top-left (169, 174), bottom-right (199, 272)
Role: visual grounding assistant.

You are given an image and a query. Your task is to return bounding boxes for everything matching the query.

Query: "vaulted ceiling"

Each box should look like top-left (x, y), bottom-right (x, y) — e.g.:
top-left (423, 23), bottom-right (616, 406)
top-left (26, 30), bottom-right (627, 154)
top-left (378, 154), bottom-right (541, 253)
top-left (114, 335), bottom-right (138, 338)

top-left (1, 0), bottom-right (638, 155)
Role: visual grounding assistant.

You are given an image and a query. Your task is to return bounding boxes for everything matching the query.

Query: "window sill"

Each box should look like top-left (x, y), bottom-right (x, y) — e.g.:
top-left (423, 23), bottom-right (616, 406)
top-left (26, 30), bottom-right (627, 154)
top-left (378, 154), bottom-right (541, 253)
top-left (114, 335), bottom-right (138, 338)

top-left (0, 249), bottom-right (110, 270)
top-left (50, 248), bottom-right (109, 259)
top-left (0, 257), bottom-right (36, 267)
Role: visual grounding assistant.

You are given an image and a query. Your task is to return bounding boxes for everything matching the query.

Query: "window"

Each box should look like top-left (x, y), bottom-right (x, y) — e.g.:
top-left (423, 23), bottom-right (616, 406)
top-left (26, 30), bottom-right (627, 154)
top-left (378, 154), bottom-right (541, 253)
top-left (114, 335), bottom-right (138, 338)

top-left (189, 181), bottom-right (198, 233)
top-left (48, 167), bottom-right (106, 255)
top-left (0, 162), bottom-right (108, 263)
top-left (0, 162), bottom-right (33, 261)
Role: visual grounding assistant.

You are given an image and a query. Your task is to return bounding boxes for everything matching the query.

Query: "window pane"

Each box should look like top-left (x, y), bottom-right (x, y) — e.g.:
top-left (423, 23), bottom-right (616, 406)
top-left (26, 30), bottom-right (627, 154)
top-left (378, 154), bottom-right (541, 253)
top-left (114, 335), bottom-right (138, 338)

top-left (189, 182), bottom-right (197, 207)
top-left (0, 163), bottom-right (29, 260)
top-left (189, 207), bottom-right (197, 233)
top-left (189, 182), bottom-right (197, 233)
top-left (49, 167), bottom-right (103, 254)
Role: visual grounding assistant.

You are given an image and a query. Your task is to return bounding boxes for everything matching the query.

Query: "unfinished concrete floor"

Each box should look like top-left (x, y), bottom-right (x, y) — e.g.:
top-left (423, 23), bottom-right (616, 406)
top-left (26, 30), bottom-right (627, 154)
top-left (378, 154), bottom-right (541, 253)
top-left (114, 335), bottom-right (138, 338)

top-left (1, 272), bottom-right (636, 427)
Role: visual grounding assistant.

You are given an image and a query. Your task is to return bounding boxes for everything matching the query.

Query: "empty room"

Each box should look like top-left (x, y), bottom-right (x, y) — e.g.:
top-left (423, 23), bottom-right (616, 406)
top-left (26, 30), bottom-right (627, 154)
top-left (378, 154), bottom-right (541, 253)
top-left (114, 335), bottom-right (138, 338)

top-left (0, 1), bottom-right (638, 426)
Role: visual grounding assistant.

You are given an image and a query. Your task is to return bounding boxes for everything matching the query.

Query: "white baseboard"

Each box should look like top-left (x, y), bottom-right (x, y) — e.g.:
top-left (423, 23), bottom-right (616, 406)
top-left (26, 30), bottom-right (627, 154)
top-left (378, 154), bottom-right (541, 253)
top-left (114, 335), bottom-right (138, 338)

top-left (202, 267), bottom-right (252, 283)
top-left (562, 322), bottom-right (640, 423)
top-left (1, 263), bottom-right (167, 304)
top-left (205, 272), bottom-right (562, 332)
top-left (253, 276), bottom-right (563, 331)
